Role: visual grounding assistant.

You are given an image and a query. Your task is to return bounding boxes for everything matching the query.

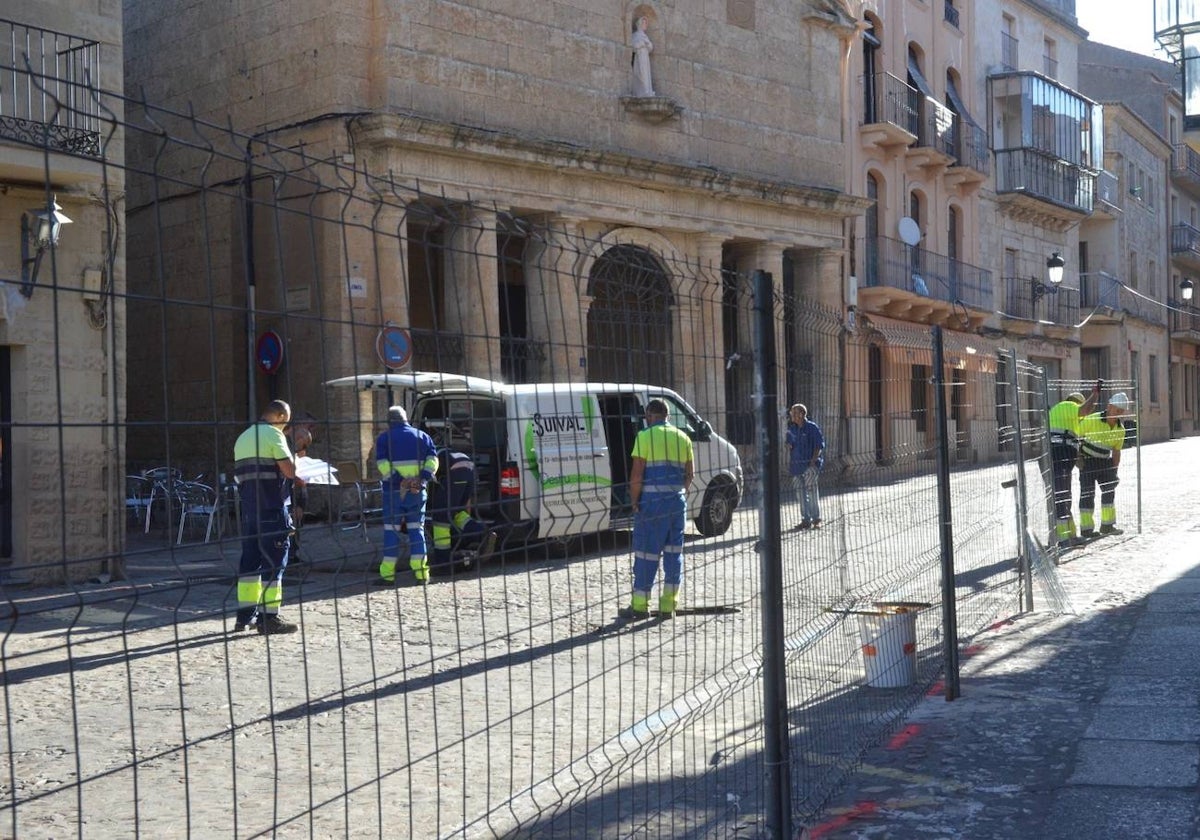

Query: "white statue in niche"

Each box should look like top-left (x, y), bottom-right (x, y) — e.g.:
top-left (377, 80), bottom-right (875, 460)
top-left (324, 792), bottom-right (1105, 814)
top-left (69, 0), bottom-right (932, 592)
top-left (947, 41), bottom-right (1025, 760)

top-left (630, 16), bottom-right (654, 97)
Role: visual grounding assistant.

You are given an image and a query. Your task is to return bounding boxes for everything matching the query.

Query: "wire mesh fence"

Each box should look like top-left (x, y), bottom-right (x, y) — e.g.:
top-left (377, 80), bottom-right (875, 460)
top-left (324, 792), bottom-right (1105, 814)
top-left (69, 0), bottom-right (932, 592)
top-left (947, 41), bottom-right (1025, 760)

top-left (0, 77), bottom-right (1123, 838)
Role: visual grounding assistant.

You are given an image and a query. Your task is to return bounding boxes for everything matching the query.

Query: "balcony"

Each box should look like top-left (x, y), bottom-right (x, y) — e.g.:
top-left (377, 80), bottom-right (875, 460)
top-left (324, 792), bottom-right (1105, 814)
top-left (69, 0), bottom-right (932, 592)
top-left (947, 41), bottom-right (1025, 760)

top-left (1169, 298), bottom-right (1200, 342)
top-left (1080, 271), bottom-right (1165, 326)
top-left (944, 1), bottom-right (960, 29)
top-left (907, 97), bottom-right (957, 170)
top-left (994, 148), bottom-right (1095, 220)
top-left (1172, 222), bottom-right (1200, 272)
top-left (411, 328), bottom-right (465, 373)
top-left (1000, 276), bottom-right (1080, 328)
top-left (859, 235), bottom-right (992, 327)
top-left (860, 72), bottom-right (918, 151)
top-left (945, 121), bottom-right (990, 188)
top-left (1172, 144), bottom-right (1200, 196)
top-left (1093, 169), bottom-right (1122, 218)
top-left (1000, 33), bottom-right (1017, 72)
top-left (0, 19), bottom-right (101, 160)
top-left (499, 336), bottom-right (547, 383)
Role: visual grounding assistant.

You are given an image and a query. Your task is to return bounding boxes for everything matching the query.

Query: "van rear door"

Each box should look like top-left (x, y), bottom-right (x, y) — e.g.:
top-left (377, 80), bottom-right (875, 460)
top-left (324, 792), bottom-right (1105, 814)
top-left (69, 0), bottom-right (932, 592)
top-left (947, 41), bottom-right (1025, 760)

top-left (518, 391), bottom-right (611, 538)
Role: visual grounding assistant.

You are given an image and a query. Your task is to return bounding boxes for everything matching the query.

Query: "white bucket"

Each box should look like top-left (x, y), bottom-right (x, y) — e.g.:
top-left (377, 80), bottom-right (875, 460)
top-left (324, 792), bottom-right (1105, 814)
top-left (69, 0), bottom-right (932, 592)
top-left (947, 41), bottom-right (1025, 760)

top-left (857, 603), bottom-right (922, 688)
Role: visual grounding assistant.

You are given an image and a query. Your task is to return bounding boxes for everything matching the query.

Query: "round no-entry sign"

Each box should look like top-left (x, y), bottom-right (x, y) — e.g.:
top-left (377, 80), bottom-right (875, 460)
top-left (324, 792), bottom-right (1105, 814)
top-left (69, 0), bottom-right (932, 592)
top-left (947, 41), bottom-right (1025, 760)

top-left (256, 330), bottom-right (284, 374)
top-left (376, 326), bottom-right (413, 371)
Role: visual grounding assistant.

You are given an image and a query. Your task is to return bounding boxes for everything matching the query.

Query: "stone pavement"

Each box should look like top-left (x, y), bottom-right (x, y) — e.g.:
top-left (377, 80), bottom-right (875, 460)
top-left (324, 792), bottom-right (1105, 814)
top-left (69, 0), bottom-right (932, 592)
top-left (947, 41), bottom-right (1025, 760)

top-left (806, 455), bottom-right (1200, 838)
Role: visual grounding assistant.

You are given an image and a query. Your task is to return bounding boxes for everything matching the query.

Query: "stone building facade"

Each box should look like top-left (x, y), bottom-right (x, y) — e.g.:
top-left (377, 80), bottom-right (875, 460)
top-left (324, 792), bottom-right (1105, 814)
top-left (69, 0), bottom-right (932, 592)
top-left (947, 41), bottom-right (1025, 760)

top-left (0, 0), bottom-right (126, 582)
top-left (847, 0), bottom-right (1097, 464)
top-left (121, 1), bottom-right (865, 472)
top-left (1079, 40), bottom-right (1200, 440)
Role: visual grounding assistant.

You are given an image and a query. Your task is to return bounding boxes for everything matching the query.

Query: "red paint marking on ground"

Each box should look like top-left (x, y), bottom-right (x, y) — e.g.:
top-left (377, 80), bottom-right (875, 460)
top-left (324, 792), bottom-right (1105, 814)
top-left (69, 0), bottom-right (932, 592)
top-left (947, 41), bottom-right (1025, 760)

top-left (886, 724), bottom-right (922, 750)
top-left (962, 644), bottom-right (985, 656)
top-left (985, 619), bottom-right (1014, 632)
top-left (806, 801), bottom-right (880, 839)
top-left (926, 680), bottom-right (945, 697)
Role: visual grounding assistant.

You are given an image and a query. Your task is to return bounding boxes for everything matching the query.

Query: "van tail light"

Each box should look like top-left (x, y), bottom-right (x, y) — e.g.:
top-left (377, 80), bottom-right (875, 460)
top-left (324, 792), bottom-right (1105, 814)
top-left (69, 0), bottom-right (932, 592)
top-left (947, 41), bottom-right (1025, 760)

top-left (500, 464), bottom-right (521, 497)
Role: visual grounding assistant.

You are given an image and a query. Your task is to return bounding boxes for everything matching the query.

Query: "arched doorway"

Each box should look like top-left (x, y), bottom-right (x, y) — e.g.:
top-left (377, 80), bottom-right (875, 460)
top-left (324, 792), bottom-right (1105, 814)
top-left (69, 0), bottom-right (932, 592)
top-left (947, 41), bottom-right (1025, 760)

top-left (586, 244), bottom-right (674, 384)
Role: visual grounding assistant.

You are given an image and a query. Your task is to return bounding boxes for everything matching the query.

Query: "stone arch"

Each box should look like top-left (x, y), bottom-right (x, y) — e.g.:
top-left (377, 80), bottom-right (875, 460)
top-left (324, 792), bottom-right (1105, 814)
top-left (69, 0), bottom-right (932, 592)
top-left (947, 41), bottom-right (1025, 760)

top-left (581, 229), bottom-right (679, 385)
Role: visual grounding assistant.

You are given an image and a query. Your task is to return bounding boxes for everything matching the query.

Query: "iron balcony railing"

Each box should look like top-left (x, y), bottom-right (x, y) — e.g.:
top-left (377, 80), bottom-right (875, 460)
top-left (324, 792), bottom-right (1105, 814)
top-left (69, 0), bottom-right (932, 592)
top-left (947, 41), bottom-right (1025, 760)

top-left (1169, 298), bottom-right (1200, 333)
top-left (499, 336), bottom-right (547, 384)
top-left (410, 328), bottom-right (465, 373)
top-left (0, 18), bottom-right (101, 157)
top-left (1172, 222), bottom-right (1200, 258)
top-left (863, 71), bottom-right (919, 135)
top-left (944, 0), bottom-right (960, 28)
top-left (916, 96), bottom-right (957, 158)
top-left (862, 234), bottom-right (992, 311)
top-left (1079, 271), bottom-right (1165, 325)
top-left (1096, 169), bottom-right (1120, 208)
top-left (953, 121), bottom-right (990, 176)
top-left (1172, 143), bottom-right (1200, 184)
top-left (863, 73), bottom-right (987, 175)
top-left (1000, 32), bottom-right (1018, 71)
top-left (994, 148), bottom-right (1095, 214)
top-left (1001, 276), bottom-right (1080, 326)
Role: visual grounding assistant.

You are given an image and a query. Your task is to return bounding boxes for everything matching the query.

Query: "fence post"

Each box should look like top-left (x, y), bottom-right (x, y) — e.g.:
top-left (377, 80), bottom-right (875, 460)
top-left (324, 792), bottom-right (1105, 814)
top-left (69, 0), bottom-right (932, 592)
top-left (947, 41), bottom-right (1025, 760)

top-left (932, 327), bottom-right (960, 701)
top-left (753, 269), bottom-right (792, 838)
top-left (1009, 349), bottom-right (1034, 613)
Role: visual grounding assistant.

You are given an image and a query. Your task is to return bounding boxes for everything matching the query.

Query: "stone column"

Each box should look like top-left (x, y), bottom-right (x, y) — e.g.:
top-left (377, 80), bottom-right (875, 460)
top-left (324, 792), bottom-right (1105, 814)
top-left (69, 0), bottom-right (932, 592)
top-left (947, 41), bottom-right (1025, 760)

top-left (525, 216), bottom-right (587, 383)
top-left (792, 246), bottom-right (844, 311)
top-left (730, 241), bottom-right (787, 499)
top-left (737, 241), bottom-right (788, 407)
top-left (374, 201), bottom-right (410, 330)
top-left (445, 205), bottom-right (501, 379)
top-left (680, 234), bottom-right (726, 422)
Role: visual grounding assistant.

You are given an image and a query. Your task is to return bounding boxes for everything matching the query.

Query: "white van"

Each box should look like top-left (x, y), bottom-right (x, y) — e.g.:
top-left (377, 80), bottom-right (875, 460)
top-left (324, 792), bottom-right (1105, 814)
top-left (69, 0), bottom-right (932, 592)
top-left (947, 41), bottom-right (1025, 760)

top-left (325, 372), bottom-right (743, 543)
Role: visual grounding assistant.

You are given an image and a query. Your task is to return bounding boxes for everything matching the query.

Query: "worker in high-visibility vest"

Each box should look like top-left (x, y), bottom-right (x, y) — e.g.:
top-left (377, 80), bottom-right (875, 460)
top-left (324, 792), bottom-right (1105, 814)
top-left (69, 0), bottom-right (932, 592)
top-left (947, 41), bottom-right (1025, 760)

top-left (1076, 392), bottom-right (1130, 538)
top-left (232, 399), bottom-right (302, 634)
top-left (374, 405), bottom-right (439, 585)
top-left (1047, 385), bottom-right (1098, 548)
top-left (428, 443), bottom-right (491, 572)
top-left (620, 399), bottom-right (694, 620)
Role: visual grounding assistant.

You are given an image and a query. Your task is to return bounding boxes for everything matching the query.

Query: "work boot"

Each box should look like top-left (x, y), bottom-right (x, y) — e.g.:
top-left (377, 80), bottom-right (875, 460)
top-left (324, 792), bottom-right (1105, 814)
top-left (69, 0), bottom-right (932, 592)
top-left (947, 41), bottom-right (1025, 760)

top-left (620, 593), bottom-right (650, 621)
top-left (372, 577), bottom-right (394, 587)
top-left (793, 521), bottom-right (812, 531)
top-left (658, 594), bottom-right (678, 620)
top-left (811, 519), bottom-right (822, 529)
top-left (258, 615), bottom-right (298, 635)
top-left (1099, 524), bottom-right (1123, 536)
top-left (1080, 529), bottom-right (1096, 540)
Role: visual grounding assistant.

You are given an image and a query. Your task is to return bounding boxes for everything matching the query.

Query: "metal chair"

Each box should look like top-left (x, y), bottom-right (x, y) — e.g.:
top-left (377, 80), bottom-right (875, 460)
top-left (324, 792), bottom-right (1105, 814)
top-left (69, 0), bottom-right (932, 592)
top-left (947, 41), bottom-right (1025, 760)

top-left (335, 460), bottom-right (382, 540)
top-left (125, 475), bottom-right (154, 528)
top-left (140, 467), bottom-right (182, 534)
top-left (174, 481), bottom-right (222, 544)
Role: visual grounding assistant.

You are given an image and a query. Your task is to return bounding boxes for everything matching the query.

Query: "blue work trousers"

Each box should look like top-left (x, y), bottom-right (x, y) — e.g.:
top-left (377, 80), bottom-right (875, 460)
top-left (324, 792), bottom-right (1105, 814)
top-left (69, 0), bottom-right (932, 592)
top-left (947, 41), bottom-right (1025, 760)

top-left (632, 492), bottom-right (686, 593)
top-left (383, 485), bottom-right (427, 562)
top-left (236, 491), bottom-right (291, 624)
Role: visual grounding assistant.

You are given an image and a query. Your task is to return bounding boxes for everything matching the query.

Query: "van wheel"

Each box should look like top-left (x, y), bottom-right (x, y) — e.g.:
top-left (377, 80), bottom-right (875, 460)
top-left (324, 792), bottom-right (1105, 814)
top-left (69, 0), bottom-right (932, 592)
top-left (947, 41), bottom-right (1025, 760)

top-left (542, 535), bottom-right (577, 559)
top-left (695, 481), bottom-right (736, 537)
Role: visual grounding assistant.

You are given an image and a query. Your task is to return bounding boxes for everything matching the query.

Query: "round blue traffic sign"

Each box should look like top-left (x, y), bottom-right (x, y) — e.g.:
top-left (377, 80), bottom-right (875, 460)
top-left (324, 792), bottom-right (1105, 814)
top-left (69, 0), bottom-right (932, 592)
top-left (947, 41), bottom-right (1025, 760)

top-left (376, 326), bottom-right (413, 371)
top-left (256, 330), bottom-right (284, 374)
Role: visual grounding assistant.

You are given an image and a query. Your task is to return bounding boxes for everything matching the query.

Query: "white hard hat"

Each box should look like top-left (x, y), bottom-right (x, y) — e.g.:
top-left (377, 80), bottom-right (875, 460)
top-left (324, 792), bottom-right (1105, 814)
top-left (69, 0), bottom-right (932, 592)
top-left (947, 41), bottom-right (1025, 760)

top-left (1108, 392), bottom-right (1130, 410)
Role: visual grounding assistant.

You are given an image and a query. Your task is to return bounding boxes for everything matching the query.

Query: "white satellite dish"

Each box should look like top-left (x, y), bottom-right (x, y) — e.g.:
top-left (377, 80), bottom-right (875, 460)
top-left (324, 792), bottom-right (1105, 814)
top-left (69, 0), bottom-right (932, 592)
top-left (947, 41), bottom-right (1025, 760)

top-left (898, 217), bottom-right (921, 247)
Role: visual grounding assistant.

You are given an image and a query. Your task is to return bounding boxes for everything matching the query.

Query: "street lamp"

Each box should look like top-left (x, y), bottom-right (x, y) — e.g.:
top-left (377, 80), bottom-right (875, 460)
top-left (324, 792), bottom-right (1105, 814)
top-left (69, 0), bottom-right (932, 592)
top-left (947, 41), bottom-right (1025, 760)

top-left (18, 196), bottom-right (73, 299)
top-left (1031, 251), bottom-right (1065, 304)
top-left (1183, 278), bottom-right (1195, 302)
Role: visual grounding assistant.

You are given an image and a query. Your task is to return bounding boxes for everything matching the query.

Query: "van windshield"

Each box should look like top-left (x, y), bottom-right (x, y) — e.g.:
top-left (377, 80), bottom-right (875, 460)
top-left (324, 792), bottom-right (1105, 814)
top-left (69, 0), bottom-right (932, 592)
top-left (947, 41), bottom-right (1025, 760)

top-left (653, 395), bottom-right (705, 437)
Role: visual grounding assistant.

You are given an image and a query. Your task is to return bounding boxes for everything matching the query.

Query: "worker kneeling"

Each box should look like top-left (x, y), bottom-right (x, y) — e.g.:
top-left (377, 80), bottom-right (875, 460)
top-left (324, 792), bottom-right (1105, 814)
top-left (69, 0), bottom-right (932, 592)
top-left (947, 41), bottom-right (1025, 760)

top-left (428, 445), bottom-right (492, 574)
